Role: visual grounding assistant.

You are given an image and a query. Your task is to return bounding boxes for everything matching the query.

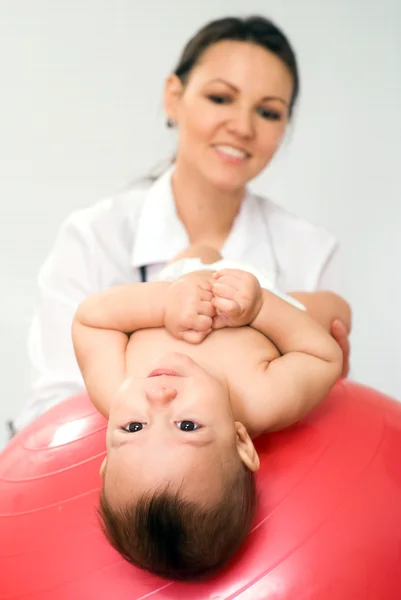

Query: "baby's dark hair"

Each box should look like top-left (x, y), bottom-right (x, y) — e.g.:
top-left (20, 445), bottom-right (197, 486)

top-left (99, 462), bottom-right (256, 581)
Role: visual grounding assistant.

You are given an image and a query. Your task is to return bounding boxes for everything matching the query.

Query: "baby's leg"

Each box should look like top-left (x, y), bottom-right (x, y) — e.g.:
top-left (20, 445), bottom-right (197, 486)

top-left (169, 244), bottom-right (222, 265)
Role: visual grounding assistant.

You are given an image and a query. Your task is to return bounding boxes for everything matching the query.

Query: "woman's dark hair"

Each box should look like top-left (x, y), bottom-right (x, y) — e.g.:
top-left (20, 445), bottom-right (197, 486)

top-left (173, 15), bottom-right (299, 116)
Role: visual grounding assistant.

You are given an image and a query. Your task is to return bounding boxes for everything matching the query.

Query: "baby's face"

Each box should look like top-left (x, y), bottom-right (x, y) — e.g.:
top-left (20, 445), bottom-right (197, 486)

top-left (103, 353), bottom-right (239, 505)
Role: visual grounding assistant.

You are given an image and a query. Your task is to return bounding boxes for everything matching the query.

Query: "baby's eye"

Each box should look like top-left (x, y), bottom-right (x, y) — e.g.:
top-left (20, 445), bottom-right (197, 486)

top-left (175, 420), bottom-right (201, 432)
top-left (123, 422), bottom-right (146, 432)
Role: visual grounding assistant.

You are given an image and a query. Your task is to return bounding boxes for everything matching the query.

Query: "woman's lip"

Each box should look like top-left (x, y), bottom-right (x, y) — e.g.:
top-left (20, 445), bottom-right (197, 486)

top-left (147, 369), bottom-right (181, 378)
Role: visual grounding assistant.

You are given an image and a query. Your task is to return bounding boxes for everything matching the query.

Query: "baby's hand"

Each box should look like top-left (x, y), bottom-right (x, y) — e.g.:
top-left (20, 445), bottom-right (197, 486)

top-left (212, 269), bottom-right (263, 329)
top-left (164, 272), bottom-right (216, 343)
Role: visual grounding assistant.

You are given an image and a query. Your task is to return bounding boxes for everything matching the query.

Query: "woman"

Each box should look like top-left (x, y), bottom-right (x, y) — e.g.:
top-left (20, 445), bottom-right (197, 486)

top-left (14, 15), bottom-right (350, 432)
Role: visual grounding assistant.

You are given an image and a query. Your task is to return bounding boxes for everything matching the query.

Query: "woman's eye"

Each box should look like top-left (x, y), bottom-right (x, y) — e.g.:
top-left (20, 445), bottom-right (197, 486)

top-left (208, 94), bottom-right (232, 105)
top-left (257, 107), bottom-right (282, 121)
top-left (176, 420), bottom-right (201, 432)
top-left (123, 422), bottom-right (146, 432)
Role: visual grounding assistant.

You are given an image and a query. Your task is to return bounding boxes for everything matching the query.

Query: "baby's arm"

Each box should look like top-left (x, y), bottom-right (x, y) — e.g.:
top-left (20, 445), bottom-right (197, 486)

top-left (288, 291), bottom-right (352, 333)
top-left (249, 289), bottom-right (342, 431)
top-left (212, 270), bottom-right (342, 432)
top-left (289, 291), bottom-right (351, 377)
top-left (72, 282), bottom-right (170, 418)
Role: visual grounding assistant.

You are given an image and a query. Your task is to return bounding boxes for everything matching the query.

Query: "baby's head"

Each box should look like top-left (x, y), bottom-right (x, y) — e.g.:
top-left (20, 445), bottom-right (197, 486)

top-left (99, 352), bottom-right (260, 580)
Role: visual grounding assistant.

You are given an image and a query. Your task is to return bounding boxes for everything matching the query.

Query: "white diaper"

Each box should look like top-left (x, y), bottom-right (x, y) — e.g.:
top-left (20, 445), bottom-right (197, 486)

top-left (158, 258), bottom-right (306, 311)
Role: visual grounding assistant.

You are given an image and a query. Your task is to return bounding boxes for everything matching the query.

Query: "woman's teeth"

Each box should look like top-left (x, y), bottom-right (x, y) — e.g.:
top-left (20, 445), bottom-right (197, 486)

top-left (215, 145), bottom-right (248, 159)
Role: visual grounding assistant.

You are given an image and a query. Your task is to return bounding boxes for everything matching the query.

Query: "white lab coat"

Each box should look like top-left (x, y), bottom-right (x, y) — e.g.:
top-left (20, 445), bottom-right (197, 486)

top-left (14, 168), bottom-right (342, 431)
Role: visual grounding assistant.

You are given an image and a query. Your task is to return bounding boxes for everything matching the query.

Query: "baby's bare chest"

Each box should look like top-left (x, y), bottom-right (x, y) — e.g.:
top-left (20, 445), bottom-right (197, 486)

top-left (207, 327), bottom-right (279, 374)
top-left (126, 326), bottom-right (279, 382)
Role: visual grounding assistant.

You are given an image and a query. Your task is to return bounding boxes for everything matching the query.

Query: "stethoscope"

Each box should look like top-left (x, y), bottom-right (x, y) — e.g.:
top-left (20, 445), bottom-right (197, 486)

top-left (140, 265), bottom-right (148, 283)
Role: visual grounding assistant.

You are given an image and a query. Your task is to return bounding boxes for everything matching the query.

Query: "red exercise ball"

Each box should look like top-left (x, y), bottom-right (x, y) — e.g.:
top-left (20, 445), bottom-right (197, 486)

top-left (1, 380), bottom-right (401, 599)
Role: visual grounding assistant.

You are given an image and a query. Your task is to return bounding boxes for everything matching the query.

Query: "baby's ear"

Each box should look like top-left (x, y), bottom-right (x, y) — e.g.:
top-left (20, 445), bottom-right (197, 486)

top-left (99, 456), bottom-right (107, 478)
top-left (234, 422), bottom-right (260, 472)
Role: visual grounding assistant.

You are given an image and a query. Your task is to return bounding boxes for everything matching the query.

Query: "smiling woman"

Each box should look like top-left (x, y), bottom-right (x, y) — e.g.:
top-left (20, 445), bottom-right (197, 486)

top-left (15, 15), bottom-right (350, 454)
top-left (164, 39), bottom-right (294, 196)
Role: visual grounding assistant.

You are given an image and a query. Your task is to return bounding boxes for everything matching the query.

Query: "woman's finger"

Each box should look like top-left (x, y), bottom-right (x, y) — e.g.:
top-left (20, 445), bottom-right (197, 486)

top-left (330, 319), bottom-right (350, 377)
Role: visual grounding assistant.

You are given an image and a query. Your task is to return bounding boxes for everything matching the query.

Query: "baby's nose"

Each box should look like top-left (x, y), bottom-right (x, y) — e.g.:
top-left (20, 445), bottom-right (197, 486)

top-left (145, 386), bottom-right (177, 404)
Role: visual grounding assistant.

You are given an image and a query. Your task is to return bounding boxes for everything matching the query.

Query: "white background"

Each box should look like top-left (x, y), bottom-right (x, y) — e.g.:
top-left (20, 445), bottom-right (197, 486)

top-left (0, 0), bottom-right (400, 448)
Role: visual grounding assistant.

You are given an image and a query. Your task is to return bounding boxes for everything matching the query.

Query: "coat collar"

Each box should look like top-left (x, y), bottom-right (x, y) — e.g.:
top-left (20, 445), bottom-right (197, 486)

top-left (131, 167), bottom-right (277, 280)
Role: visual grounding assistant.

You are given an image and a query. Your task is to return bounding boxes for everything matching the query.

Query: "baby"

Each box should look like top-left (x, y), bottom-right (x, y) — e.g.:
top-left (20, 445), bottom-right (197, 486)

top-left (72, 246), bottom-right (348, 581)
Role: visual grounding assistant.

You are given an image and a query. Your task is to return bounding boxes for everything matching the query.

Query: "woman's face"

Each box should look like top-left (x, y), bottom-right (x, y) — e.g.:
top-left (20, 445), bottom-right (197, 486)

top-left (165, 40), bottom-right (294, 192)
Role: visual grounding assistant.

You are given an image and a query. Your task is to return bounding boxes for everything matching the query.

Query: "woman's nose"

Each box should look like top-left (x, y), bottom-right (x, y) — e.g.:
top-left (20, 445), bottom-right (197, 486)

top-left (227, 108), bottom-right (255, 139)
top-left (145, 386), bottom-right (177, 404)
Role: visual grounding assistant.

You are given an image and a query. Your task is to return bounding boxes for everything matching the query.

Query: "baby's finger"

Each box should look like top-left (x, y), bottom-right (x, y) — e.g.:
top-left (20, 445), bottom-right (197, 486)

top-left (182, 329), bottom-right (211, 344)
top-left (212, 313), bottom-right (229, 329)
top-left (179, 314), bottom-right (196, 329)
top-left (213, 269), bottom-right (247, 281)
top-left (212, 296), bottom-right (241, 316)
top-left (198, 300), bottom-right (215, 318)
top-left (212, 281), bottom-right (238, 301)
top-left (192, 314), bottom-right (214, 331)
top-left (199, 287), bottom-right (214, 302)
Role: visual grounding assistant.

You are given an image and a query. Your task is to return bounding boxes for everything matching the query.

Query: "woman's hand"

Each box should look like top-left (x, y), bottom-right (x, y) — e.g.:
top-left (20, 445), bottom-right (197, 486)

top-left (330, 319), bottom-right (350, 378)
top-left (211, 269), bottom-right (263, 329)
top-left (164, 272), bottom-right (216, 343)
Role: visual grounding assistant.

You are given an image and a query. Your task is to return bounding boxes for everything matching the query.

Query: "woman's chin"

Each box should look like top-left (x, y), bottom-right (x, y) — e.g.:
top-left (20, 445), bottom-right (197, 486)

top-left (203, 169), bottom-right (249, 194)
